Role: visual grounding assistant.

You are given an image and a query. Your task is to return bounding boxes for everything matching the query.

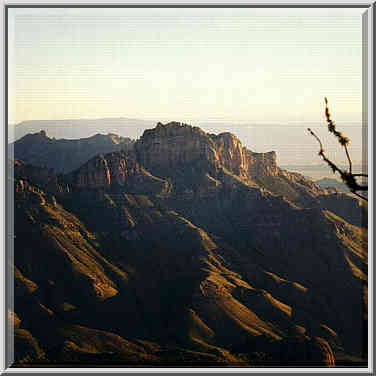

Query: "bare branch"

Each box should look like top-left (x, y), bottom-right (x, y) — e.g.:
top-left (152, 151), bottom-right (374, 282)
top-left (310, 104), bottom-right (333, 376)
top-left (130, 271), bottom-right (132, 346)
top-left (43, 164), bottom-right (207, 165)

top-left (324, 98), bottom-right (352, 173)
top-left (353, 185), bottom-right (368, 191)
top-left (344, 145), bottom-right (352, 175)
top-left (351, 191), bottom-right (368, 202)
top-left (307, 128), bottom-right (344, 176)
top-left (307, 127), bottom-right (324, 152)
top-left (307, 98), bottom-right (368, 202)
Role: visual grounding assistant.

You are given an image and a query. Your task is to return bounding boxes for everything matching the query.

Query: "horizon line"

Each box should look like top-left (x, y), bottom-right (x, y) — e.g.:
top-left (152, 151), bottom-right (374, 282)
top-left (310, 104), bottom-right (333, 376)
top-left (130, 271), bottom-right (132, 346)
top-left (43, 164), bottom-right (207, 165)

top-left (9, 117), bottom-right (363, 126)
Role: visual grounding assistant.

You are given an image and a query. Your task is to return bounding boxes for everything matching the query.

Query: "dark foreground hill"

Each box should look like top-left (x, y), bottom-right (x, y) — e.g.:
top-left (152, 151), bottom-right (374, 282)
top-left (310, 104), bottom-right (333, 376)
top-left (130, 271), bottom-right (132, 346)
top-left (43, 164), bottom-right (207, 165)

top-left (316, 178), bottom-right (351, 194)
top-left (11, 122), bottom-right (367, 367)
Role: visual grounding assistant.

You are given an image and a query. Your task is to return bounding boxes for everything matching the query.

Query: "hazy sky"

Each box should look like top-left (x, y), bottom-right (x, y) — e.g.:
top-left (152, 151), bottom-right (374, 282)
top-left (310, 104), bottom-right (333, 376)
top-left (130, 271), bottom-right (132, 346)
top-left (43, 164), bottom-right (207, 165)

top-left (8, 7), bottom-right (364, 125)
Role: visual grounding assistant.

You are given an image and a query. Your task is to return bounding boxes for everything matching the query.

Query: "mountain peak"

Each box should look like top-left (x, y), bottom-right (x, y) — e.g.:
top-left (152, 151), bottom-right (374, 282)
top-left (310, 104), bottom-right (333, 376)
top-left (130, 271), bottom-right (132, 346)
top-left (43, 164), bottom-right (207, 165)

top-left (135, 121), bottom-right (276, 183)
top-left (24, 129), bottom-right (49, 140)
top-left (13, 131), bottom-right (135, 174)
top-left (145, 121), bottom-right (207, 139)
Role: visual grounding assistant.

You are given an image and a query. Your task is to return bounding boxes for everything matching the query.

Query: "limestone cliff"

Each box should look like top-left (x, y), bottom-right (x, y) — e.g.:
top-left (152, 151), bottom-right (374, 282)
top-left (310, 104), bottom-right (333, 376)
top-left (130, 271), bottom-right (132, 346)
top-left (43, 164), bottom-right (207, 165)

top-left (69, 151), bottom-right (170, 196)
top-left (134, 121), bottom-right (325, 202)
top-left (134, 122), bottom-right (278, 181)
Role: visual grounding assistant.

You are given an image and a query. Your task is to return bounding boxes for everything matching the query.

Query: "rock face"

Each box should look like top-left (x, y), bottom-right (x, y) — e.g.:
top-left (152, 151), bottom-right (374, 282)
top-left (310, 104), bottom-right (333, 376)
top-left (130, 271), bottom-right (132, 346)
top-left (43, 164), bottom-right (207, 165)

top-left (135, 122), bottom-right (220, 175)
top-left (71, 152), bottom-right (137, 188)
top-left (11, 121), bottom-right (368, 367)
top-left (69, 151), bottom-right (170, 196)
top-left (135, 122), bottom-right (323, 195)
top-left (13, 160), bottom-right (70, 196)
top-left (135, 122), bottom-right (278, 183)
top-left (245, 150), bottom-right (278, 178)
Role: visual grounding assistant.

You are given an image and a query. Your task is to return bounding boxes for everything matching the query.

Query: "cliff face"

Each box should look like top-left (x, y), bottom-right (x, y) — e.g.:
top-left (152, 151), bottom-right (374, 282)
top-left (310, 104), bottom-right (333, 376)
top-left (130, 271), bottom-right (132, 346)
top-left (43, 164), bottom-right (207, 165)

top-left (69, 151), bottom-right (170, 196)
top-left (135, 122), bottom-right (278, 181)
top-left (134, 122), bottom-right (324, 203)
top-left (135, 122), bottom-right (220, 175)
top-left (211, 132), bottom-right (250, 179)
top-left (71, 152), bottom-right (139, 188)
top-left (13, 160), bottom-right (70, 196)
top-left (245, 149), bottom-right (278, 178)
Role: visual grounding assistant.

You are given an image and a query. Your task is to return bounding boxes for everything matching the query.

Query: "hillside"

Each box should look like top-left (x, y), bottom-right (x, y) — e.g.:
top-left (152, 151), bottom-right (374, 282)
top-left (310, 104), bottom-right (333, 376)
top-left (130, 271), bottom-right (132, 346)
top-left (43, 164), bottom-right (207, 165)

top-left (11, 122), bottom-right (368, 367)
top-left (316, 178), bottom-right (351, 193)
top-left (12, 130), bottom-right (135, 174)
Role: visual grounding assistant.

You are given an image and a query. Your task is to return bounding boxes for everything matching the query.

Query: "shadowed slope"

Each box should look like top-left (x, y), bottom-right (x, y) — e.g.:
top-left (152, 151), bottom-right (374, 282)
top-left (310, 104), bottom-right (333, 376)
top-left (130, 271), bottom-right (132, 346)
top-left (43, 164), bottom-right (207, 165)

top-left (11, 121), bottom-right (367, 367)
top-left (13, 130), bottom-right (135, 174)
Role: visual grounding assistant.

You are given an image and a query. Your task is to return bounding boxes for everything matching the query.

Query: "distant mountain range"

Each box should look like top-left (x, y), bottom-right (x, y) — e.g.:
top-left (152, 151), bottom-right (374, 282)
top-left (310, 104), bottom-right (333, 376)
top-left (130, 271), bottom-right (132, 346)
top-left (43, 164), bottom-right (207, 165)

top-left (9, 118), bottom-right (156, 142)
top-left (11, 121), bottom-right (367, 367)
top-left (9, 118), bottom-right (366, 171)
top-left (11, 130), bottom-right (135, 174)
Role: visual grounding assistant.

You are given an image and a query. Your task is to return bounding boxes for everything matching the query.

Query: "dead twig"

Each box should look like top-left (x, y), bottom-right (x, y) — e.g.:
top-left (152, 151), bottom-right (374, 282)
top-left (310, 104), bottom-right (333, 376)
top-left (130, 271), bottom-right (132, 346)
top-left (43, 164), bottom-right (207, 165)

top-left (307, 98), bottom-right (368, 202)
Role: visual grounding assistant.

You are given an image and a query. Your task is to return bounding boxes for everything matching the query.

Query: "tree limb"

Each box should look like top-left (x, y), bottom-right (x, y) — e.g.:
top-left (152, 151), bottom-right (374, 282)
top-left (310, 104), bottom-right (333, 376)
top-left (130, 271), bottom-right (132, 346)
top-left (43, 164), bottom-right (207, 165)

top-left (324, 97), bottom-right (353, 173)
top-left (308, 101), bottom-right (368, 202)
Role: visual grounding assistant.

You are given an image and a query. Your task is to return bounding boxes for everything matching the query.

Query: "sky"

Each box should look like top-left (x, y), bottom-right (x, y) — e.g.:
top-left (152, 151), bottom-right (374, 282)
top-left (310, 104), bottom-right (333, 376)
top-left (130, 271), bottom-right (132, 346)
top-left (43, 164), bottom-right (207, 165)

top-left (7, 7), bottom-right (367, 167)
top-left (8, 7), bottom-right (365, 124)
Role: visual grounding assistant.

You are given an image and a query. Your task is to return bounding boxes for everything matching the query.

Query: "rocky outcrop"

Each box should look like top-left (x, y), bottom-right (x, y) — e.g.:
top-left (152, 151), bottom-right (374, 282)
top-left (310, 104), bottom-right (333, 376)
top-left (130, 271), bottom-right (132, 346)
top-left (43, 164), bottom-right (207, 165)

top-left (71, 152), bottom-right (135, 188)
top-left (135, 122), bottom-right (282, 187)
top-left (211, 132), bottom-right (249, 179)
top-left (69, 151), bottom-right (170, 196)
top-left (134, 122), bottom-right (326, 199)
top-left (135, 122), bottom-right (220, 175)
top-left (245, 149), bottom-right (278, 178)
top-left (13, 160), bottom-right (70, 197)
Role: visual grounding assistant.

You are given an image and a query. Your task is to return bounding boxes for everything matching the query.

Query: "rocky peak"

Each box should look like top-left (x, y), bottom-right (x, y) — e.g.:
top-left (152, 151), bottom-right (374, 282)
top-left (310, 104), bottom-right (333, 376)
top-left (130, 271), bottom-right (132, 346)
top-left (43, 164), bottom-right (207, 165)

top-left (245, 149), bottom-right (278, 178)
top-left (153, 121), bottom-right (207, 137)
top-left (13, 131), bottom-right (135, 174)
top-left (34, 121), bottom-right (327, 205)
top-left (135, 121), bottom-right (219, 175)
top-left (22, 129), bottom-right (48, 138)
top-left (69, 151), bottom-right (170, 195)
top-left (108, 133), bottom-right (121, 145)
top-left (70, 151), bottom-right (139, 188)
top-left (20, 130), bottom-right (50, 143)
top-left (135, 121), bottom-right (279, 183)
top-left (132, 121), bottom-right (331, 204)
top-left (211, 132), bottom-right (249, 179)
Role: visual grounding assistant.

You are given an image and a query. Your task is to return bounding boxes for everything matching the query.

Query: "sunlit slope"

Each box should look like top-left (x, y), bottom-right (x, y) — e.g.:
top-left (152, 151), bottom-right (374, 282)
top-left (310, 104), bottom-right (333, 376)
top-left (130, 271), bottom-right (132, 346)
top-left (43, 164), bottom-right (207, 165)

top-left (11, 122), bottom-right (367, 366)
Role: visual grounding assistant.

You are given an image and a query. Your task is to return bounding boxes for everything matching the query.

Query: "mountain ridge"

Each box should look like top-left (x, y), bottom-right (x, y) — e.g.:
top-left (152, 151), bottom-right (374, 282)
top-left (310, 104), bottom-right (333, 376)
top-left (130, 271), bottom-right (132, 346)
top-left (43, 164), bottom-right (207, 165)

top-left (12, 130), bottom-right (135, 174)
top-left (11, 121), bottom-right (368, 367)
